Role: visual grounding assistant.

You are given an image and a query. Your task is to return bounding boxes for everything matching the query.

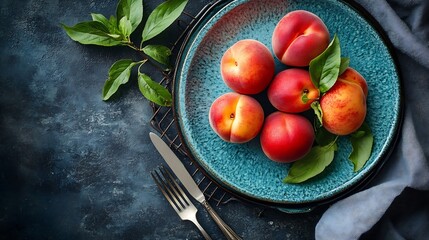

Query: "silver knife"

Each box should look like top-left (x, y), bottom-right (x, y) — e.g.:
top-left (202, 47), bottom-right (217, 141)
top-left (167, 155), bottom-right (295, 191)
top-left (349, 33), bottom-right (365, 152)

top-left (149, 132), bottom-right (242, 240)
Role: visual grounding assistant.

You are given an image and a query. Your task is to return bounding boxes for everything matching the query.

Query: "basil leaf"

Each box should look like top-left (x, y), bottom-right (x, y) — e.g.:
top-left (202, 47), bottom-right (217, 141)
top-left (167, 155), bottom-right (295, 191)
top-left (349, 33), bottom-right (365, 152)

top-left (349, 122), bottom-right (374, 172)
top-left (99, 15), bottom-right (121, 37)
top-left (91, 13), bottom-right (122, 36)
top-left (62, 21), bottom-right (123, 46)
top-left (91, 13), bottom-right (111, 27)
top-left (339, 57), bottom-right (350, 75)
top-left (138, 73), bottom-right (172, 106)
top-left (109, 15), bottom-right (118, 30)
top-left (284, 142), bottom-right (337, 184)
top-left (118, 16), bottom-right (133, 38)
top-left (309, 34), bottom-right (341, 93)
top-left (142, 0), bottom-right (188, 43)
top-left (142, 45), bottom-right (172, 68)
top-left (103, 59), bottom-right (139, 100)
top-left (116, 0), bottom-right (143, 32)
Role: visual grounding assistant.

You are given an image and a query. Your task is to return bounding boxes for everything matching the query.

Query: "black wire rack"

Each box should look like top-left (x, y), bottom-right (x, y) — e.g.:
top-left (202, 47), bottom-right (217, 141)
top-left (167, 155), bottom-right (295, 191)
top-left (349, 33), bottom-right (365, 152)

top-left (148, 1), bottom-right (238, 207)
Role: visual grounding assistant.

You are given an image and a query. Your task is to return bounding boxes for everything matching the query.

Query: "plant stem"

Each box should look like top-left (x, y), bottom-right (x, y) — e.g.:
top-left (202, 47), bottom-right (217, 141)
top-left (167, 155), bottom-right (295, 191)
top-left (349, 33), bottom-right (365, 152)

top-left (125, 42), bottom-right (141, 51)
top-left (125, 41), bottom-right (171, 73)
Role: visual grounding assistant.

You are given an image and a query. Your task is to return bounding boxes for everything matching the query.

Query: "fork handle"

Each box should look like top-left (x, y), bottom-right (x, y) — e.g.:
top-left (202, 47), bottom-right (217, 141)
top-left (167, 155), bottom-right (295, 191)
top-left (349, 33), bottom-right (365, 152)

top-left (189, 217), bottom-right (212, 240)
top-left (202, 200), bottom-right (242, 240)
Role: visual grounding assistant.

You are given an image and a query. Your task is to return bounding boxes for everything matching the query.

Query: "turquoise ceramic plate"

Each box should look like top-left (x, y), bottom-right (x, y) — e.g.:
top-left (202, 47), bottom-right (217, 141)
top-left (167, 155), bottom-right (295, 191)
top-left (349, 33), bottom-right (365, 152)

top-left (173, 0), bottom-right (402, 208)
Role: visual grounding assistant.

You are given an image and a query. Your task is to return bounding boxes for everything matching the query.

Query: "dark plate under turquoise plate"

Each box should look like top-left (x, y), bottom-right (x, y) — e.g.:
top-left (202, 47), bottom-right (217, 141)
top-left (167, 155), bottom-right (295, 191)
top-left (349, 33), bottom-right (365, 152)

top-left (173, 0), bottom-right (403, 211)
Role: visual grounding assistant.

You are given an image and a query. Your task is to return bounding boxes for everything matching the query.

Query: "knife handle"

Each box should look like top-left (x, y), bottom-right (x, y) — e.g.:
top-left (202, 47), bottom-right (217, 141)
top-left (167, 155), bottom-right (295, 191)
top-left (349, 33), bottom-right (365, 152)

top-left (202, 200), bottom-right (242, 240)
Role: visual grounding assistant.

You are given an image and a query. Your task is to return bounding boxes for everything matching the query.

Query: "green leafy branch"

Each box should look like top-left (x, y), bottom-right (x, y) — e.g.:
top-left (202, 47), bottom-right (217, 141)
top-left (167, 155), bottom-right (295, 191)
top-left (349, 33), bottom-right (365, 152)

top-left (284, 35), bottom-right (374, 184)
top-left (61, 0), bottom-right (188, 106)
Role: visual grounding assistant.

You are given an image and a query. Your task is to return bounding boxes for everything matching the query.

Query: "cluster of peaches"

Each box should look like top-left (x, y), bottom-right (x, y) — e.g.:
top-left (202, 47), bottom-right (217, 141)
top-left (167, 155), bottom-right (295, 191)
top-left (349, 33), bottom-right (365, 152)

top-left (209, 10), bottom-right (368, 163)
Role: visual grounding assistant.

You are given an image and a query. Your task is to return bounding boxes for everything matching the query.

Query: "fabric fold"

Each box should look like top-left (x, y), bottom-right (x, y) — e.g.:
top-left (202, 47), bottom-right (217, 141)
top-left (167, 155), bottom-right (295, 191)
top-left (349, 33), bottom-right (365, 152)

top-left (316, 108), bottom-right (429, 239)
top-left (355, 0), bottom-right (429, 68)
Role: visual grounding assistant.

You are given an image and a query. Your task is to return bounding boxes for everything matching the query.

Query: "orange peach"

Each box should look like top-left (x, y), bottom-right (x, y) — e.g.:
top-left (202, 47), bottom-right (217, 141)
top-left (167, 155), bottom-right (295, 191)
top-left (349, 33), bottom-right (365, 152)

top-left (260, 112), bottom-right (315, 163)
top-left (339, 67), bottom-right (368, 97)
top-left (220, 39), bottom-right (275, 94)
top-left (267, 68), bottom-right (319, 113)
top-left (272, 10), bottom-right (330, 67)
top-left (209, 92), bottom-right (264, 143)
top-left (320, 79), bottom-right (367, 135)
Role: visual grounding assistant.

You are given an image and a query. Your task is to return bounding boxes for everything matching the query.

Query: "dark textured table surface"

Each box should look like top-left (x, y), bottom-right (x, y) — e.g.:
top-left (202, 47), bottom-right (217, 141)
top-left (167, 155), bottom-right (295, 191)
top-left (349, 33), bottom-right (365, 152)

top-left (1, 0), bottom-right (422, 239)
top-left (0, 1), bottom-right (328, 239)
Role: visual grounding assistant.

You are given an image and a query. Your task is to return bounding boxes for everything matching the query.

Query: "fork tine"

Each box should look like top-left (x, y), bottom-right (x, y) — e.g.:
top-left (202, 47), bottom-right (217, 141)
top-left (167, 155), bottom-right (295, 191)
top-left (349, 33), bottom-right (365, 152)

top-left (151, 169), bottom-right (182, 213)
top-left (158, 166), bottom-right (187, 209)
top-left (159, 165), bottom-right (192, 206)
top-left (159, 169), bottom-right (187, 210)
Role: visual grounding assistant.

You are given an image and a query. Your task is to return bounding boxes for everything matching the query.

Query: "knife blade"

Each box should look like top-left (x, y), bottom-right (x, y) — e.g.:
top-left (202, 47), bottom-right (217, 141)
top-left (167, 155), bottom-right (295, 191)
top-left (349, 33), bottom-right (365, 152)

top-left (149, 132), bottom-right (242, 240)
top-left (149, 132), bottom-right (205, 203)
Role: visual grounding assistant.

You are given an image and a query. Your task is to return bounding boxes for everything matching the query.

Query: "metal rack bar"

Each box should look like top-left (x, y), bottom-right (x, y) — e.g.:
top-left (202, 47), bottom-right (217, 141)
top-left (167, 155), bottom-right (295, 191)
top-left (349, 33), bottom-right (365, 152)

top-left (149, 2), bottom-right (235, 207)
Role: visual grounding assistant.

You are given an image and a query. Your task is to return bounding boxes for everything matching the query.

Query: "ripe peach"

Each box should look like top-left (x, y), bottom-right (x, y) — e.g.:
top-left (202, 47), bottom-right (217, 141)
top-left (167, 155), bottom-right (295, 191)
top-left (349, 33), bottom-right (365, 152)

top-left (339, 67), bottom-right (368, 97)
top-left (260, 112), bottom-right (315, 163)
top-left (220, 39), bottom-right (275, 94)
top-left (267, 68), bottom-right (319, 113)
top-left (320, 79), bottom-right (367, 135)
top-left (209, 92), bottom-right (264, 143)
top-left (272, 10), bottom-right (330, 67)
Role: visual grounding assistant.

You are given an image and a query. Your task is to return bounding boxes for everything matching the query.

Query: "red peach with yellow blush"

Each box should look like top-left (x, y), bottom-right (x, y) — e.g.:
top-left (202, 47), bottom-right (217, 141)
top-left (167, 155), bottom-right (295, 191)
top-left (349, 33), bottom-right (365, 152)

top-left (267, 68), bottom-right (320, 113)
top-left (260, 112), bottom-right (315, 162)
top-left (209, 92), bottom-right (264, 143)
top-left (221, 39), bottom-right (275, 94)
top-left (339, 67), bottom-right (368, 98)
top-left (320, 80), bottom-right (367, 136)
top-left (272, 10), bottom-right (330, 67)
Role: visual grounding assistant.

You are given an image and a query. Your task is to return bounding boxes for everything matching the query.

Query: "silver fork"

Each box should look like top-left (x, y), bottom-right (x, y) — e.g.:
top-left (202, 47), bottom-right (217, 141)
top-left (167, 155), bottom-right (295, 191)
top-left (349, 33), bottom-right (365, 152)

top-left (151, 165), bottom-right (212, 240)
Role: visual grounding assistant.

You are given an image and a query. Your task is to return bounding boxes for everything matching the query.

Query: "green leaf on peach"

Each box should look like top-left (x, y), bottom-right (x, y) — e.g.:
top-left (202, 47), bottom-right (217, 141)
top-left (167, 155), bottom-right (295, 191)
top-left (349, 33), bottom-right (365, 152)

top-left (284, 141), bottom-right (337, 184)
top-left (311, 101), bottom-right (323, 127)
top-left (349, 122), bottom-right (374, 172)
top-left (315, 125), bottom-right (338, 147)
top-left (339, 57), bottom-right (350, 75)
top-left (309, 34), bottom-right (341, 93)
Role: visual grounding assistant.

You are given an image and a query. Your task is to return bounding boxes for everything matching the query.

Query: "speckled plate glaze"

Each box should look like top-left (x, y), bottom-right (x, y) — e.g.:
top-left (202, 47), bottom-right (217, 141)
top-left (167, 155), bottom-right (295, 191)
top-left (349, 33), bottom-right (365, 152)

top-left (173, 0), bottom-right (402, 209)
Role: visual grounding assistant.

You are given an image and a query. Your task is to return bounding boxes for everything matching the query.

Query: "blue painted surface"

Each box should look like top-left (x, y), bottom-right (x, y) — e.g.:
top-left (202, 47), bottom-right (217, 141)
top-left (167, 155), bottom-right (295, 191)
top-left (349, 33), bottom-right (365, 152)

top-left (0, 0), bottom-right (327, 239)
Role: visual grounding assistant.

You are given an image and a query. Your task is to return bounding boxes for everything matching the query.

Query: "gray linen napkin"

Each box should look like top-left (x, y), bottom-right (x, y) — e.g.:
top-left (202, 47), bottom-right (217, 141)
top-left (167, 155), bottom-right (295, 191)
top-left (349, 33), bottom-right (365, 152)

top-left (315, 0), bottom-right (429, 239)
